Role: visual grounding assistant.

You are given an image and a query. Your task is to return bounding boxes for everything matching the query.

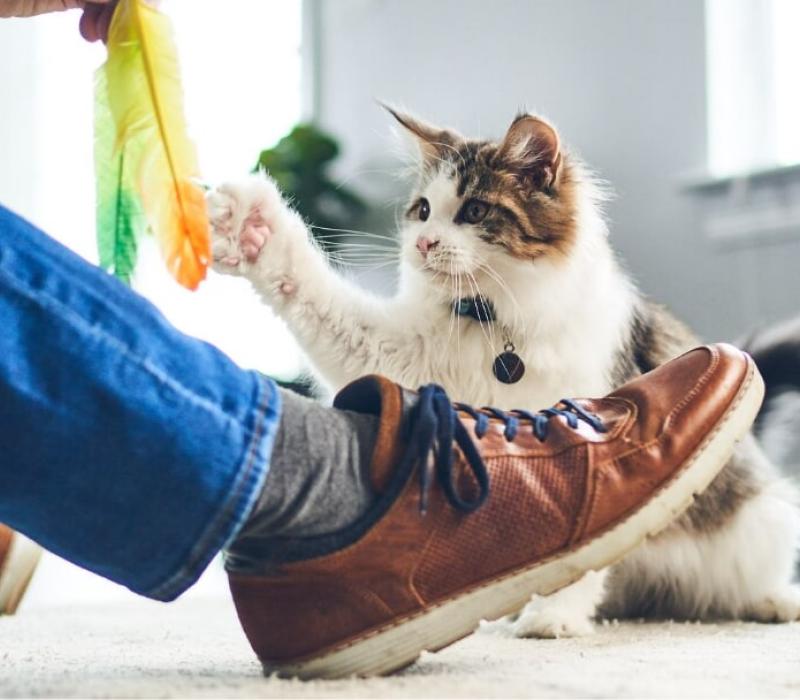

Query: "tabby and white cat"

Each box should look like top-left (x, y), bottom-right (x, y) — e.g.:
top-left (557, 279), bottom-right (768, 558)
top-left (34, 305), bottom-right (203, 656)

top-left (208, 109), bottom-right (800, 637)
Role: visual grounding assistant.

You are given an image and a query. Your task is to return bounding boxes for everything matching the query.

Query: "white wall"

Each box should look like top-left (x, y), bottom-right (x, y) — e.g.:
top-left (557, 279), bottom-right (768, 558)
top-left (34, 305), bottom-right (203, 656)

top-left (0, 21), bottom-right (39, 220)
top-left (312, 0), bottom-right (798, 341)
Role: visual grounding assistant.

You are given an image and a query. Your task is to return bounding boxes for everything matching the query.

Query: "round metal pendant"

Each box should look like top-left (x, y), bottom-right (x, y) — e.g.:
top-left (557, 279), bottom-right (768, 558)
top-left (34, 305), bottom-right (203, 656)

top-left (493, 351), bottom-right (525, 384)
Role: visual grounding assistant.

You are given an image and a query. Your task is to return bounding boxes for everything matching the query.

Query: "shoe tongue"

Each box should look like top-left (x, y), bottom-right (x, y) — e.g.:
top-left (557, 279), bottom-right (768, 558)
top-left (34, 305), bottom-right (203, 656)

top-left (333, 375), bottom-right (410, 492)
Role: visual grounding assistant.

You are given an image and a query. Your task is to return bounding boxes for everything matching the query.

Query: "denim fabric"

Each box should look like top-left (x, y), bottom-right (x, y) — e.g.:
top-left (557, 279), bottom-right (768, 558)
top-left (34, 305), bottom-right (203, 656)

top-left (0, 205), bottom-right (281, 601)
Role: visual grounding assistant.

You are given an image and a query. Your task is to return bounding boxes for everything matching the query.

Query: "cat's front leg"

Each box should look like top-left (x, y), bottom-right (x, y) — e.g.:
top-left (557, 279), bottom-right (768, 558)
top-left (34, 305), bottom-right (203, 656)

top-left (207, 175), bottom-right (400, 389)
top-left (513, 569), bottom-right (606, 639)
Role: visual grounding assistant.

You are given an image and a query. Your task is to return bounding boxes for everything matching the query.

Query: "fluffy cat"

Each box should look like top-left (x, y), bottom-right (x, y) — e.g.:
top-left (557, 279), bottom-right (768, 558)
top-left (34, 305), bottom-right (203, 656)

top-left (208, 108), bottom-right (800, 637)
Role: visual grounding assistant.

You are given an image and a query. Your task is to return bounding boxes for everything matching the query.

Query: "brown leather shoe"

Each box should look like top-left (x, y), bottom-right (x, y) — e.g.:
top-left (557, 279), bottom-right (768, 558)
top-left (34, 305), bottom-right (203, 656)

top-left (0, 525), bottom-right (41, 614)
top-left (227, 343), bottom-right (762, 678)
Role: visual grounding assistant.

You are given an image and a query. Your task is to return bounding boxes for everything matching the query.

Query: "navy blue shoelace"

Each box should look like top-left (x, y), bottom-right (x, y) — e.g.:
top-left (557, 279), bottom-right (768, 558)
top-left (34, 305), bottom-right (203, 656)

top-left (401, 385), bottom-right (607, 515)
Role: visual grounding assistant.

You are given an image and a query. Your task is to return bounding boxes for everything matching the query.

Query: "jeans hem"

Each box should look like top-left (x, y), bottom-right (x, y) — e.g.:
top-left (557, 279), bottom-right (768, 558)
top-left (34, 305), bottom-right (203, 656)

top-left (143, 374), bottom-right (282, 601)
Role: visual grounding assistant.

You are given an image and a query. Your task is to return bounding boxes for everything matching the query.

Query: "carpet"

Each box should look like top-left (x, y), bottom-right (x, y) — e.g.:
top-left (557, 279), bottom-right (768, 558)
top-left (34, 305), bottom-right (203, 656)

top-left (2, 596), bottom-right (800, 698)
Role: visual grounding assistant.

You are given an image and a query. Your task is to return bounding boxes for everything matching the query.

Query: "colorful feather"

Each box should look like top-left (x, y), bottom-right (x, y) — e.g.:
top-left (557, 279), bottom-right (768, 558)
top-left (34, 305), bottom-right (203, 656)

top-left (94, 0), bottom-right (209, 290)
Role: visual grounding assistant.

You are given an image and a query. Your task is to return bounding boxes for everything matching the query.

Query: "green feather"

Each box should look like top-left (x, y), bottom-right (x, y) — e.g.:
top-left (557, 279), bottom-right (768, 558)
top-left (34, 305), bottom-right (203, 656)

top-left (95, 68), bottom-right (145, 284)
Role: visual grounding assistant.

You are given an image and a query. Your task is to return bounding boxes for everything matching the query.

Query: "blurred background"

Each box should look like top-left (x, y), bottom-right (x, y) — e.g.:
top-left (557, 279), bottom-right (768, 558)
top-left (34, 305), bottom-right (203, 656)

top-left (1, 0), bottom-right (798, 607)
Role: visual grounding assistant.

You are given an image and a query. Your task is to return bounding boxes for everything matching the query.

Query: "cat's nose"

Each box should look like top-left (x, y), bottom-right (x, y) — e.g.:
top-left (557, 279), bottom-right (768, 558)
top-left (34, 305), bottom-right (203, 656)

top-left (416, 236), bottom-right (439, 257)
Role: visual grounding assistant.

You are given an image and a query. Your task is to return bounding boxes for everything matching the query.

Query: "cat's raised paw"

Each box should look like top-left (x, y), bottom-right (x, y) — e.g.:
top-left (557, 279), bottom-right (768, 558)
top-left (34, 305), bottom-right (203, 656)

top-left (512, 607), bottom-right (595, 639)
top-left (207, 177), bottom-right (287, 275)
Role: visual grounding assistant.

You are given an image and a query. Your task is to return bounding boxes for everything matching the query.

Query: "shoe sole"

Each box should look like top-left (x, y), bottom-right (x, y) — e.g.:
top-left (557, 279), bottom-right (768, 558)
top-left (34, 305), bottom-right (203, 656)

top-left (267, 360), bottom-right (764, 679)
top-left (0, 532), bottom-right (42, 615)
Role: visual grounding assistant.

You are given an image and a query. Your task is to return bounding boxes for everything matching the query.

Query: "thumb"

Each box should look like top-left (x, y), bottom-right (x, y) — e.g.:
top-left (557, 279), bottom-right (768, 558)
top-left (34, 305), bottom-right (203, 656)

top-left (79, 0), bottom-right (117, 42)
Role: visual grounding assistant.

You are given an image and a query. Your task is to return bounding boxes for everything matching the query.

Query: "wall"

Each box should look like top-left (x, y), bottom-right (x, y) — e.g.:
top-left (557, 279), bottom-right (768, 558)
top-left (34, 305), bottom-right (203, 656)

top-left (312, 0), bottom-right (798, 341)
top-left (0, 20), bottom-right (39, 221)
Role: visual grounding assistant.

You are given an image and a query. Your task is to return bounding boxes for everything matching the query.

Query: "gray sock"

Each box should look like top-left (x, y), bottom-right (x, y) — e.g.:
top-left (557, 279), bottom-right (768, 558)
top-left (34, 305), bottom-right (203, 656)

top-left (236, 388), bottom-right (379, 543)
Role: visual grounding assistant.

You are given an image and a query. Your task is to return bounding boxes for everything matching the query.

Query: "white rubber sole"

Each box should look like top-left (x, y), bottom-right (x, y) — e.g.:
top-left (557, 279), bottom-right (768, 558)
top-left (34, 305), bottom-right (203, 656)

top-left (0, 532), bottom-right (42, 615)
top-left (268, 363), bottom-right (764, 679)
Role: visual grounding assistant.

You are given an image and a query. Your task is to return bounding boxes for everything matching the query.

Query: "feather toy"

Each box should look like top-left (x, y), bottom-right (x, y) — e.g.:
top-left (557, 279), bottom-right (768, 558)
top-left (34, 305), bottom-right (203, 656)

top-left (95, 0), bottom-right (209, 289)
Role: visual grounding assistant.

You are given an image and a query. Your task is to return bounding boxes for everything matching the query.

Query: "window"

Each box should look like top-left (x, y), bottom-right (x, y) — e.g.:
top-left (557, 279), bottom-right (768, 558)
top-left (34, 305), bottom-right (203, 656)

top-left (33, 1), bottom-right (305, 381)
top-left (706, 0), bottom-right (800, 176)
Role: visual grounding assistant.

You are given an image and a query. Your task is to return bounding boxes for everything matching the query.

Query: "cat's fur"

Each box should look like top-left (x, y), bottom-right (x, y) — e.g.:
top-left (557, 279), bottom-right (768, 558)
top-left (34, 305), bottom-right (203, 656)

top-left (209, 109), bottom-right (800, 636)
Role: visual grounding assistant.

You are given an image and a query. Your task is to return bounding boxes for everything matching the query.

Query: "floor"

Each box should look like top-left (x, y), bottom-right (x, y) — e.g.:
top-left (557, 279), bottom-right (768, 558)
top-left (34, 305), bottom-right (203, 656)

top-left (3, 593), bottom-right (800, 698)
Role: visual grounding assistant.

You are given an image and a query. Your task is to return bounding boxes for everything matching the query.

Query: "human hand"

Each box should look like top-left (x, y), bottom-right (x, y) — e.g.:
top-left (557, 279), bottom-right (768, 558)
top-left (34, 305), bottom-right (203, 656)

top-left (0, 1), bottom-right (117, 43)
top-left (0, 1), bottom-right (107, 17)
top-left (78, 0), bottom-right (117, 42)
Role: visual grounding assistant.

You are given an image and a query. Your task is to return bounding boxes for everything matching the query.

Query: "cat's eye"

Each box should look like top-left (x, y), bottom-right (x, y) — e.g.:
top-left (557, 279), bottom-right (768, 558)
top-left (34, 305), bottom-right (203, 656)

top-left (418, 197), bottom-right (431, 222)
top-left (461, 199), bottom-right (490, 224)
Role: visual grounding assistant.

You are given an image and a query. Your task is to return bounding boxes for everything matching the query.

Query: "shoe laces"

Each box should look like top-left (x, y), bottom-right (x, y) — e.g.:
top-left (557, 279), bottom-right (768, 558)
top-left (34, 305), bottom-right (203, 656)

top-left (459, 398), bottom-right (607, 442)
top-left (402, 385), bottom-right (607, 515)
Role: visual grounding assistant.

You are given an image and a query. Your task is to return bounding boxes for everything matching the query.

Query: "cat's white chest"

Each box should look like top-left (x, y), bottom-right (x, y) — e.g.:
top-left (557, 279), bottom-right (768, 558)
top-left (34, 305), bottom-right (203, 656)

top-left (387, 320), bottom-right (612, 411)
top-left (445, 364), bottom-right (608, 411)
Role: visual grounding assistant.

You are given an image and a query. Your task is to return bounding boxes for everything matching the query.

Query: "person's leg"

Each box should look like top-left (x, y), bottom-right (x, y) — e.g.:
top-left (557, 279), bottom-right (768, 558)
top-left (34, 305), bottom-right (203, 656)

top-left (0, 204), bottom-right (282, 599)
top-left (0, 204), bottom-right (381, 601)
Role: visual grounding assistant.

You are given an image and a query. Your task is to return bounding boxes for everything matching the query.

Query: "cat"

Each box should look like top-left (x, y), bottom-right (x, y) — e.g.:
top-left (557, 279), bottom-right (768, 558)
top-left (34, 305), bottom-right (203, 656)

top-left (207, 107), bottom-right (800, 637)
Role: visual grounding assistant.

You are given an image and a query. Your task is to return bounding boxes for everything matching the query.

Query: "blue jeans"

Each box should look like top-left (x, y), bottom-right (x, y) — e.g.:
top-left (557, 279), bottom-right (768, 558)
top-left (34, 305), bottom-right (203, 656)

top-left (0, 205), bottom-right (281, 601)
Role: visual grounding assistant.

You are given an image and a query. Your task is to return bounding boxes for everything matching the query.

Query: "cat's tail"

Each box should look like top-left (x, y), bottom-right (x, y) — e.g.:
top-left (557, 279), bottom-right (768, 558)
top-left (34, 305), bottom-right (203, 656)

top-left (741, 315), bottom-right (800, 475)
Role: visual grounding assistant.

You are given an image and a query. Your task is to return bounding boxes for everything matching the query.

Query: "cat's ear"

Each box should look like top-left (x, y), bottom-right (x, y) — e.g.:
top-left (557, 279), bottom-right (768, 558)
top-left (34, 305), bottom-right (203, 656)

top-left (382, 104), bottom-right (461, 164)
top-left (497, 114), bottom-right (562, 191)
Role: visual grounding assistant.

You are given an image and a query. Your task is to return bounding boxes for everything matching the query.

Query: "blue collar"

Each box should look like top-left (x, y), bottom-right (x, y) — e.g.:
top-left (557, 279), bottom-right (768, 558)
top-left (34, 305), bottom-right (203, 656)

top-left (452, 296), bottom-right (496, 323)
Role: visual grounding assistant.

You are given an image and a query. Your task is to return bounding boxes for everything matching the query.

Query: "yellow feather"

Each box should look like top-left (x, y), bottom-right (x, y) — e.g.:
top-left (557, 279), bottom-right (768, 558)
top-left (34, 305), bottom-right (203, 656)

top-left (102, 0), bottom-right (209, 289)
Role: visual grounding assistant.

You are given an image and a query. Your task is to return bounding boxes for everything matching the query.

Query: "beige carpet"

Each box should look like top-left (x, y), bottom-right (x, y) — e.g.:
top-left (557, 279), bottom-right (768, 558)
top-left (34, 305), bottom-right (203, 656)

top-left (2, 596), bottom-right (800, 698)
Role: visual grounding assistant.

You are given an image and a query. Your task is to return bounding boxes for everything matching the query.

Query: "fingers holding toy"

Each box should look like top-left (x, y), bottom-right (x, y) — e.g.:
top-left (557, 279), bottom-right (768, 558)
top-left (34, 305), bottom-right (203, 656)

top-left (0, 1), bottom-right (111, 18)
top-left (82, 1), bottom-right (161, 44)
top-left (0, 1), bottom-right (118, 44)
top-left (79, 1), bottom-right (118, 42)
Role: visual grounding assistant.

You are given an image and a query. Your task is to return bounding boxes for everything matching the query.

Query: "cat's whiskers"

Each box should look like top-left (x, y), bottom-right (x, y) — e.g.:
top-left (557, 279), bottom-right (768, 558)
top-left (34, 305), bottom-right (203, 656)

top-left (323, 252), bottom-right (400, 270)
top-left (313, 228), bottom-right (401, 272)
top-left (316, 243), bottom-right (400, 259)
top-left (475, 261), bottom-right (525, 334)
top-left (324, 247), bottom-right (399, 257)
top-left (325, 251), bottom-right (401, 263)
top-left (325, 251), bottom-right (399, 259)
top-left (324, 250), bottom-right (398, 262)
top-left (426, 266), bottom-right (452, 378)
top-left (322, 239), bottom-right (401, 269)
top-left (444, 257), bottom-right (459, 371)
top-left (447, 259), bottom-right (457, 337)
top-left (455, 263), bottom-right (463, 366)
top-left (312, 226), bottom-right (399, 243)
top-left (464, 271), bottom-right (501, 362)
top-left (319, 242), bottom-right (399, 252)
